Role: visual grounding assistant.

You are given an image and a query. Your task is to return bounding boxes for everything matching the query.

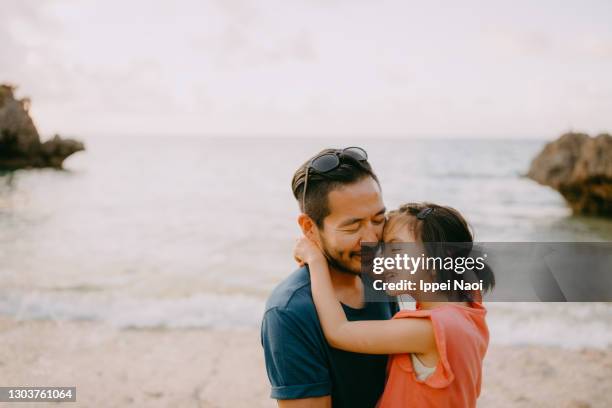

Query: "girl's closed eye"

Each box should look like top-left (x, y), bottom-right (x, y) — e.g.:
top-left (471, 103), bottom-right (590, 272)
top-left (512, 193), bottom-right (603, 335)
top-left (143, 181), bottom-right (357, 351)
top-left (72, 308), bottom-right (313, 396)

top-left (384, 272), bottom-right (398, 280)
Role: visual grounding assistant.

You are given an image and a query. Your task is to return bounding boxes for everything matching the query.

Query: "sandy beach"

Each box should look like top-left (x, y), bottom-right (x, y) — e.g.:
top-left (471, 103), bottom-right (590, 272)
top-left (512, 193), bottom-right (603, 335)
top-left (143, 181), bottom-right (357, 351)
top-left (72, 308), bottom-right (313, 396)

top-left (1, 317), bottom-right (610, 408)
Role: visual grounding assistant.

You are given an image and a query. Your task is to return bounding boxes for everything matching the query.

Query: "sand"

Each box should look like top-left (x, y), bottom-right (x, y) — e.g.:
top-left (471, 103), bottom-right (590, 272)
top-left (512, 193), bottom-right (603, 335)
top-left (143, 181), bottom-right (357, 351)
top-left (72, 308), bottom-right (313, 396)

top-left (1, 317), bottom-right (610, 408)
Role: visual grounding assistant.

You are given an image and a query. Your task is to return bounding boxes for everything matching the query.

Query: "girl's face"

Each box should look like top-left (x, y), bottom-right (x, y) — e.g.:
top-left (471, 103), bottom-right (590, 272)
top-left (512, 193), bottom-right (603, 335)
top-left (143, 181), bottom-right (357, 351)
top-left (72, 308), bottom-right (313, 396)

top-left (380, 216), bottom-right (426, 297)
top-left (382, 215), bottom-right (417, 244)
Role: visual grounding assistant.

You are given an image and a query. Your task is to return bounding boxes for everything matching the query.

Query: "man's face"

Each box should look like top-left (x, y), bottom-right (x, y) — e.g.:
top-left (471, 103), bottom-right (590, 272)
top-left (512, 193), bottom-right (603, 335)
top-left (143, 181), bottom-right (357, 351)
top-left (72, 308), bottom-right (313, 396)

top-left (315, 177), bottom-right (385, 275)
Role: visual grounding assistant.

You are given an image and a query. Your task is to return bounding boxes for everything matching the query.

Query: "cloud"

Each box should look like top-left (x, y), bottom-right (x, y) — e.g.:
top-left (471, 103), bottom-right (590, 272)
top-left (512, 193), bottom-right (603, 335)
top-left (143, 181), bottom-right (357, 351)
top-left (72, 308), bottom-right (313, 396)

top-left (1, 0), bottom-right (611, 137)
top-left (0, 1), bottom-right (75, 102)
top-left (487, 28), bottom-right (612, 61)
top-left (191, 1), bottom-right (318, 69)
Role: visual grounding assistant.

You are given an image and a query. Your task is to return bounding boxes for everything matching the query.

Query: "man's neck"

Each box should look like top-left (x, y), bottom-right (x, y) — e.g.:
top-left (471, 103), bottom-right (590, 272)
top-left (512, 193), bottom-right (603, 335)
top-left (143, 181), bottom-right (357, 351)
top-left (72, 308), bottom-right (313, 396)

top-left (328, 266), bottom-right (364, 309)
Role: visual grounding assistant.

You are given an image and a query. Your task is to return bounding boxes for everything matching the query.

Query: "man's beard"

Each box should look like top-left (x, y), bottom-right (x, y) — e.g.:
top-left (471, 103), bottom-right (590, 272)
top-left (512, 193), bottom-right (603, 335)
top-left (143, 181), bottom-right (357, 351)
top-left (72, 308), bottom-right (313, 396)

top-left (319, 235), bottom-right (361, 276)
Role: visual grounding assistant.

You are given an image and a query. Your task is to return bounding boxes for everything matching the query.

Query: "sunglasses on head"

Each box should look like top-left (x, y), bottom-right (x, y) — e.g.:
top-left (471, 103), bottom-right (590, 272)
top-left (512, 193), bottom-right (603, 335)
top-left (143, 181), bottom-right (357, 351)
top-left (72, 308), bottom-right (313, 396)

top-left (302, 147), bottom-right (369, 213)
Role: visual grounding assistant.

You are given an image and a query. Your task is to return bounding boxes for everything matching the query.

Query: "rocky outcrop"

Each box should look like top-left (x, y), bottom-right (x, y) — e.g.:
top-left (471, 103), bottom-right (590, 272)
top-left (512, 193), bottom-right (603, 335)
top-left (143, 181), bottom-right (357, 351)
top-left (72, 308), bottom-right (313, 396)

top-left (0, 84), bottom-right (84, 170)
top-left (527, 132), bottom-right (612, 216)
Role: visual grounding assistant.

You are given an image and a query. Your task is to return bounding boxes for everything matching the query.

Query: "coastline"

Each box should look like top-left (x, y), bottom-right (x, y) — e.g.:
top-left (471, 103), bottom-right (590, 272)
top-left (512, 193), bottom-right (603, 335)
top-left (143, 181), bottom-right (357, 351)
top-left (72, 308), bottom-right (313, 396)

top-left (1, 317), bottom-right (610, 407)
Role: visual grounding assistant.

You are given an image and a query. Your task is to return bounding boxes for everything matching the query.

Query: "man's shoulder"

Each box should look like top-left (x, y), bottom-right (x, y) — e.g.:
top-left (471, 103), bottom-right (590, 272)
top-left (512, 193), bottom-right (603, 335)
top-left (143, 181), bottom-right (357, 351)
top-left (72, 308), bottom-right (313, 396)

top-left (264, 266), bottom-right (316, 316)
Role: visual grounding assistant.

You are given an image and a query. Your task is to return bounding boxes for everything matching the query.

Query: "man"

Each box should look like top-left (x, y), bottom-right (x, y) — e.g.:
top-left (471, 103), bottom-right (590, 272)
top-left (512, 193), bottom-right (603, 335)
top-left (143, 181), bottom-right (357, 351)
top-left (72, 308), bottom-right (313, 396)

top-left (261, 147), bottom-right (397, 407)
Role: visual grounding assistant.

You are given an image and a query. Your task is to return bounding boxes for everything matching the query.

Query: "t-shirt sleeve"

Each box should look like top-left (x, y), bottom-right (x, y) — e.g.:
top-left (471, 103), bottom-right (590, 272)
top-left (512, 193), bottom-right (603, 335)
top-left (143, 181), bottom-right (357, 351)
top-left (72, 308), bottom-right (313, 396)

top-left (261, 307), bottom-right (331, 399)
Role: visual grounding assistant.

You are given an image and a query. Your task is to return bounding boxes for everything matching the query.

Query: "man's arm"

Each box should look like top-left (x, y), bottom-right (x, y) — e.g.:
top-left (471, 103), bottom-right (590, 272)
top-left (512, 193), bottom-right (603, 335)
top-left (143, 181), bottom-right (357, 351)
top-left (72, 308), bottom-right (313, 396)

top-left (277, 396), bottom-right (331, 408)
top-left (261, 306), bottom-right (332, 402)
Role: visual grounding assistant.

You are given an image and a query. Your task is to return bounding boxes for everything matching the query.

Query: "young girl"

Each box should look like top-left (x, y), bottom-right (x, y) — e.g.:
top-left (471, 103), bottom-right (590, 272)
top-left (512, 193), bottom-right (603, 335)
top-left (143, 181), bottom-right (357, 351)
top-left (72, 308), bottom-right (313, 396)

top-left (294, 202), bottom-right (495, 408)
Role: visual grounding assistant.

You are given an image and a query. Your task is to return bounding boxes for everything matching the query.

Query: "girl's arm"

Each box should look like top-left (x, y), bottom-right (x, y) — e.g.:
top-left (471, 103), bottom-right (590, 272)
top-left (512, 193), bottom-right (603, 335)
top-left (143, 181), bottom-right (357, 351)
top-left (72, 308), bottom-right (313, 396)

top-left (295, 238), bottom-right (436, 355)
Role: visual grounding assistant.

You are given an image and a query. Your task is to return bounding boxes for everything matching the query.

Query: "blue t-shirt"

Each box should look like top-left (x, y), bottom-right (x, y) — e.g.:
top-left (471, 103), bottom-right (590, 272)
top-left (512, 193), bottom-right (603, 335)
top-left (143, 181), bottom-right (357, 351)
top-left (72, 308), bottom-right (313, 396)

top-left (261, 266), bottom-right (397, 407)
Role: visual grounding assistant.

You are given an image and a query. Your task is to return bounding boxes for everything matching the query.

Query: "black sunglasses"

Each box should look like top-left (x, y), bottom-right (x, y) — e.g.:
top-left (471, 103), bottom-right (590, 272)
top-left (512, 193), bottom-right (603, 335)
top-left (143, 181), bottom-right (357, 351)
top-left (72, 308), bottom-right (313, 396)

top-left (302, 147), bottom-right (369, 213)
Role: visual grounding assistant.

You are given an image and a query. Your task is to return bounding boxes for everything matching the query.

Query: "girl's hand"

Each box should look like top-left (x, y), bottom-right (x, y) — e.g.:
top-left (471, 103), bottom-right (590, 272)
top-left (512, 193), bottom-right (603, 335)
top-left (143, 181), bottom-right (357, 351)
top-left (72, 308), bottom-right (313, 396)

top-left (294, 236), bottom-right (326, 266)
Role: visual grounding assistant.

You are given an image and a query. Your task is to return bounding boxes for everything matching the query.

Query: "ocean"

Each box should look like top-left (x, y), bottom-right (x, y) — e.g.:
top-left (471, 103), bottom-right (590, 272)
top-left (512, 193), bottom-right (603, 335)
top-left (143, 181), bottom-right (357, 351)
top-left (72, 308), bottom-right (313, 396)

top-left (1, 135), bottom-right (611, 349)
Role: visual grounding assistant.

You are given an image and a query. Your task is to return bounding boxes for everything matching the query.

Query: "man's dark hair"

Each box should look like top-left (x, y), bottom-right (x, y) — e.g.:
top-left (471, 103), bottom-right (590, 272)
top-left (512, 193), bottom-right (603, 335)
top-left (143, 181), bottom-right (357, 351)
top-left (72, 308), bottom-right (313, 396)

top-left (291, 148), bottom-right (379, 229)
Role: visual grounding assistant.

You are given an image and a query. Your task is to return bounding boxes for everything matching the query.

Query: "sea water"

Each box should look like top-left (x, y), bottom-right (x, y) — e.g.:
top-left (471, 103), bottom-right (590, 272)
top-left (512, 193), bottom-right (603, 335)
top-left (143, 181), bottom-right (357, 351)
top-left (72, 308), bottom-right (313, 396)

top-left (1, 135), bottom-right (611, 349)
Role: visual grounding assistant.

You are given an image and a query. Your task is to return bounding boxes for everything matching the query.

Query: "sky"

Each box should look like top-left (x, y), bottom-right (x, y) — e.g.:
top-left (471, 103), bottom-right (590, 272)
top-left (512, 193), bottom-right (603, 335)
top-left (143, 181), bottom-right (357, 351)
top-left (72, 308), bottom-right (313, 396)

top-left (2, 0), bottom-right (612, 138)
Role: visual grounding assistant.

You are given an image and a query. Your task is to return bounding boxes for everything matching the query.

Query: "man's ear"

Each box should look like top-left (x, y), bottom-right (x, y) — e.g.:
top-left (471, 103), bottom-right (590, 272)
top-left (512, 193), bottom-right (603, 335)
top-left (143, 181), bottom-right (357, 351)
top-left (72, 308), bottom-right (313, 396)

top-left (297, 213), bottom-right (319, 241)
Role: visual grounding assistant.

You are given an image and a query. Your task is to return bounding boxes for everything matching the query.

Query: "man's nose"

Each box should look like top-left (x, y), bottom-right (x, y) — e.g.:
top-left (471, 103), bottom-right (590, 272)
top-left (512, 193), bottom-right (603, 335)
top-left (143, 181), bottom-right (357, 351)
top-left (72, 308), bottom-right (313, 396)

top-left (360, 222), bottom-right (379, 243)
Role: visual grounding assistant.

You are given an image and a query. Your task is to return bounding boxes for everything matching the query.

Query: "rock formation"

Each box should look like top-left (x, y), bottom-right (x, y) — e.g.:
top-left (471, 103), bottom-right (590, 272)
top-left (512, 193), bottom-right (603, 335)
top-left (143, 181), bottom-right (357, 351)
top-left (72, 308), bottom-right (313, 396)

top-left (0, 84), bottom-right (84, 170)
top-left (527, 132), bottom-right (612, 216)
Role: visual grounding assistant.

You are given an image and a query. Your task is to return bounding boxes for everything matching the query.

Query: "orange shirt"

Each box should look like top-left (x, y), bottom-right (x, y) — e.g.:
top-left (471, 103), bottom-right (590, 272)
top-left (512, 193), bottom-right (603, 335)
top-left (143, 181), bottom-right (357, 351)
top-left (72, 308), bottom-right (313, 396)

top-left (377, 302), bottom-right (488, 408)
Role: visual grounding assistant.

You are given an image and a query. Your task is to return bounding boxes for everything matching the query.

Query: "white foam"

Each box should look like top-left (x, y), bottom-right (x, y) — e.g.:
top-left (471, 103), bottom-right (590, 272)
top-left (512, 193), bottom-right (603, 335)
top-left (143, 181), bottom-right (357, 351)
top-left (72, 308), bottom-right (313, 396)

top-left (0, 291), bottom-right (266, 329)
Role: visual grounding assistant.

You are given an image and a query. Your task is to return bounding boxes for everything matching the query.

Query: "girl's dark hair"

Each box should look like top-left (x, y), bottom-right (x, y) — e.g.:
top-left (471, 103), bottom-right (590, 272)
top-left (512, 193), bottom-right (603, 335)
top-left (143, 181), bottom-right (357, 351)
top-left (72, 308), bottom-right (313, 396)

top-left (389, 202), bottom-right (495, 301)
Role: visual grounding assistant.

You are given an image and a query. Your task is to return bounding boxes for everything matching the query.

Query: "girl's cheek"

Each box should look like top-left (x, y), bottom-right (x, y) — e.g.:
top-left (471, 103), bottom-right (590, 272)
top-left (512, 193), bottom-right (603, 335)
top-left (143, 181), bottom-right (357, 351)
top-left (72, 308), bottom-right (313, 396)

top-left (382, 227), bottom-right (391, 240)
top-left (382, 231), bottom-right (397, 242)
